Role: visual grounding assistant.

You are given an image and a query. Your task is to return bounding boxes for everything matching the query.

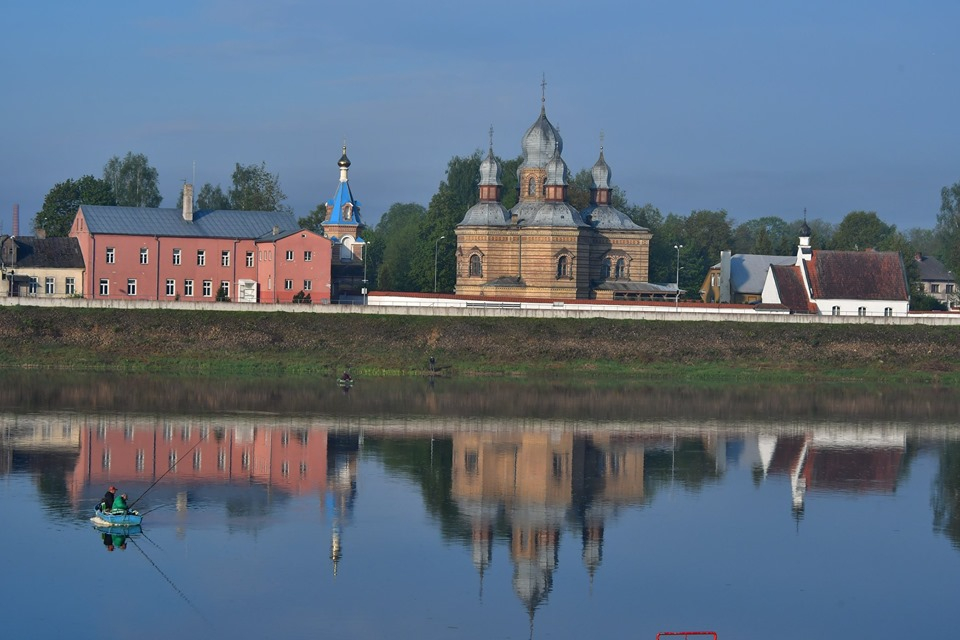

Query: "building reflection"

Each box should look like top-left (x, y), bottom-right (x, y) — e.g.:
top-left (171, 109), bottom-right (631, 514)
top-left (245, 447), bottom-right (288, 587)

top-left (0, 411), bottom-right (944, 618)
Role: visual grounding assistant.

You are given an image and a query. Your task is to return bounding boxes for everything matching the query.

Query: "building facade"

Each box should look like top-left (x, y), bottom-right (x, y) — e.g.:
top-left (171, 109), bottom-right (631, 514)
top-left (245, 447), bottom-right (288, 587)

top-left (1, 234), bottom-right (85, 298)
top-left (455, 102), bottom-right (654, 301)
top-left (70, 186), bottom-right (332, 303)
top-left (321, 146), bottom-right (367, 301)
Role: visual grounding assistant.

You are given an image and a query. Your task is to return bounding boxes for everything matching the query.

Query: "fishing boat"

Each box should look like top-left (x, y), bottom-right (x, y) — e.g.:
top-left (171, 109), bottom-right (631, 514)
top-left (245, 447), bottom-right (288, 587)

top-left (93, 505), bottom-right (143, 527)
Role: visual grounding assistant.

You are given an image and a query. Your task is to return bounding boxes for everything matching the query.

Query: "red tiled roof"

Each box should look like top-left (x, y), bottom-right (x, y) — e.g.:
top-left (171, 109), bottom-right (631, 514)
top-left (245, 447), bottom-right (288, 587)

top-left (770, 264), bottom-right (817, 313)
top-left (807, 251), bottom-right (908, 301)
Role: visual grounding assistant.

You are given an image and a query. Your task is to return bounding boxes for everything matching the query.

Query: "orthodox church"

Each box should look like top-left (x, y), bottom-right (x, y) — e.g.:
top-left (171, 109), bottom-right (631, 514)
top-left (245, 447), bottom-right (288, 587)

top-left (455, 98), bottom-right (655, 300)
top-left (321, 145), bottom-right (367, 300)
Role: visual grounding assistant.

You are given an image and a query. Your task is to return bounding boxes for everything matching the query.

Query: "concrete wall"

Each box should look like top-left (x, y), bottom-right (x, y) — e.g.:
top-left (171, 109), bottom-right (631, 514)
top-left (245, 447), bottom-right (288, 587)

top-left (3, 294), bottom-right (960, 326)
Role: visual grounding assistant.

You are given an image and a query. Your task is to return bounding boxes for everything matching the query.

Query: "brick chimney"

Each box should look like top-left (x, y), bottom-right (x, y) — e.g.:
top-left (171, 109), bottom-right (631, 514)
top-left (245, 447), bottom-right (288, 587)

top-left (35, 228), bottom-right (46, 239)
top-left (183, 184), bottom-right (194, 222)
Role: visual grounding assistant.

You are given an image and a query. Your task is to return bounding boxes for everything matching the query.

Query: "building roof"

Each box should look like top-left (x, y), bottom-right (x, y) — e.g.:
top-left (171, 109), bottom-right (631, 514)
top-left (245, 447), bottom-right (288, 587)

top-left (459, 202), bottom-right (512, 227)
top-left (914, 254), bottom-right (954, 282)
top-left (582, 205), bottom-right (646, 231)
top-left (806, 251), bottom-right (908, 301)
top-left (3, 236), bottom-right (85, 269)
top-left (722, 254), bottom-right (795, 295)
top-left (519, 105), bottom-right (562, 171)
top-left (769, 264), bottom-right (817, 313)
top-left (78, 205), bottom-right (299, 239)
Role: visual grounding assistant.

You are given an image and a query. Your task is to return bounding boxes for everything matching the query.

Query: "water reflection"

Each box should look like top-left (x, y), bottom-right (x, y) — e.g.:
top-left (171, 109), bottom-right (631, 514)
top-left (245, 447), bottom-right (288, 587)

top-left (3, 407), bottom-right (959, 625)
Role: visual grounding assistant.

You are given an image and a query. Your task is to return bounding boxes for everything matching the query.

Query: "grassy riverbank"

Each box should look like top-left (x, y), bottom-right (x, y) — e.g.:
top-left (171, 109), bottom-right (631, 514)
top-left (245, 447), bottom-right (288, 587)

top-left (1, 306), bottom-right (959, 384)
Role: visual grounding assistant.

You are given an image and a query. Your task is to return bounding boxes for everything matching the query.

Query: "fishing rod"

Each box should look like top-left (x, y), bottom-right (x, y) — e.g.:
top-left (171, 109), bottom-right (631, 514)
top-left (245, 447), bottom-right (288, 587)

top-left (130, 537), bottom-right (210, 626)
top-left (129, 430), bottom-right (209, 509)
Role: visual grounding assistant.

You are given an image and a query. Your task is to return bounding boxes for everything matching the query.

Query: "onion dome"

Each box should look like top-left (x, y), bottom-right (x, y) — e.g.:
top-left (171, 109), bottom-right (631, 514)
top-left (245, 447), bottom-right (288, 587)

top-left (519, 106), bottom-right (562, 170)
top-left (544, 151), bottom-right (568, 186)
top-left (799, 220), bottom-right (811, 237)
top-left (478, 146), bottom-right (502, 186)
top-left (337, 145), bottom-right (351, 168)
top-left (590, 148), bottom-right (611, 190)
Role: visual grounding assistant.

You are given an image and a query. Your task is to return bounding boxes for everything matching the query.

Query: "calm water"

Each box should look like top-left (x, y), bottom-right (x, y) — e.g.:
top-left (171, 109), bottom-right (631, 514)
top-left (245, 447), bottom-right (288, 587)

top-left (1, 374), bottom-right (959, 639)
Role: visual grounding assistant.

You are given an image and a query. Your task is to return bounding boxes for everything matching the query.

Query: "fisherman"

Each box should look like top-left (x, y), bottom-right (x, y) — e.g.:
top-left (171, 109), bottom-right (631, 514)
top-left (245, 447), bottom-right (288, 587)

top-left (111, 492), bottom-right (129, 515)
top-left (341, 370), bottom-right (352, 382)
top-left (101, 486), bottom-right (117, 512)
top-left (429, 356), bottom-right (436, 373)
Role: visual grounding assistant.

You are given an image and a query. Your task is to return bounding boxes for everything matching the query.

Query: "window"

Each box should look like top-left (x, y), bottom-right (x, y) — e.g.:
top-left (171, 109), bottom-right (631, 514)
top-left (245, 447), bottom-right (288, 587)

top-left (303, 280), bottom-right (312, 291)
top-left (527, 177), bottom-right (536, 195)
top-left (106, 247), bottom-right (115, 264)
top-left (166, 279), bottom-right (175, 296)
top-left (197, 250), bottom-right (206, 266)
top-left (858, 307), bottom-right (867, 316)
top-left (221, 250), bottom-right (230, 267)
top-left (99, 279), bottom-right (109, 296)
top-left (469, 254), bottom-right (482, 277)
top-left (184, 280), bottom-right (194, 297)
top-left (140, 248), bottom-right (149, 264)
top-left (45, 277), bottom-right (55, 295)
top-left (203, 280), bottom-right (213, 297)
top-left (947, 284), bottom-right (955, 294)
top-left (193, 450), bottom-right (202, 470)
top-left (65, 277), bottom-right (75, 295)
top-left (172, 248), bottom-right (181, 265)
top-left (136, 449), bottom-right (145, 472)
top-left (127, 279), bottom-right (137, 296)
top-left (615, 258), bottom-right (626, 279)
top-left (832, 306), bottom-right (840, 316)
top-left (304, 251), bottom-right (312, 262)
top-left (884, 307), bottom-right (893, 316)
top-left (932, 283), bottom-right (940, 293)
top-left (29, 277), bottom-right (38, 294)
top-left (246, 252), bottom-right (254, 268)
top-left (285, 250), bottom-right (294, 261)
top-left (284, 279), bottom-right (293, 290)
top-left (556, 256), bottom-right (569, 279)
top-left (220, 281), bottom-right (230, 297)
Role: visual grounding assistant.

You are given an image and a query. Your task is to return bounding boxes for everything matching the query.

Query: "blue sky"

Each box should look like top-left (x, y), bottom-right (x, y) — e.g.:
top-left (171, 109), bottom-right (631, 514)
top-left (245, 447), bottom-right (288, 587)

top-left (2, 0), bottom-right (958, 235)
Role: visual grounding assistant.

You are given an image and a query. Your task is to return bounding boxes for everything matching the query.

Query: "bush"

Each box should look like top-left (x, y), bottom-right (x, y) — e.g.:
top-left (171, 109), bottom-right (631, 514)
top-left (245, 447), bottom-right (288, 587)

top-left (292, 291), bottom-right (312, 304)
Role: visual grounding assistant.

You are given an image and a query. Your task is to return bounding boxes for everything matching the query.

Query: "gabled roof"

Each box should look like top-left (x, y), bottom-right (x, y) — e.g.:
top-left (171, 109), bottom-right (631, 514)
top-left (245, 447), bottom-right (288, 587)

top-left (807, 251), bottom-right (908, 301)
top-left (78, 206), bottom-right (298, 239)
top-left (4, 236), bottom-right (85, 269)
top-left (717, 254), bottom-right (795, 295)
top-left (914, 255), bottom-right (954, 282)
top-left (769, 264), bottom-right (817, 313)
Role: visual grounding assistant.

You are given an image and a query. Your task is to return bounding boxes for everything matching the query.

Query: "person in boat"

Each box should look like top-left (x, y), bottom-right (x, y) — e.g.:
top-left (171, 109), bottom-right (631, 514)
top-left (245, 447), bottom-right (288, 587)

top-left (101, 486), bottom-right (117, 512)
top-left (111, 492), bottom-right (129, 515)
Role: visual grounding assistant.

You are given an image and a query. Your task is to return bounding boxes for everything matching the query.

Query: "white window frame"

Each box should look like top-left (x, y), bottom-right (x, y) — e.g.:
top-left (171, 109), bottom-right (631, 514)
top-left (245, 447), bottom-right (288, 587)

top-left (166, 279), bottom-right (175, 296)
top-left (173, 248), bottom-right (181, 266)
top-left (246, 252), bottom-right (254, 268)
top-left (127, 279), bottom-right (137, 296)
top-left (284, 279), bottom-right (293, 291)
top-left (99, 279), bottom-right (109, 296)
top-left (45, 277), bottom-right (55, 295)
top-left (202, 280), bottom-right (213, 297)
top-left (304, 251), bottom-right (312, 262)
top-left (65, 277), bottom-right (75, 295)
top-left (184, 279), bottom-right (194, 297)
top-left (106, 247), bottom-right (115, 264)
top-left (221, 250), bottom-right (230, 267)
top-left (197, 250), bottom-right (206, 266)
top-left (303, 280), bottom-right (312, 291)
top-left (285, 250), bottom-right (294, 262)
top-left (140, 247), bottom-right (149, 265)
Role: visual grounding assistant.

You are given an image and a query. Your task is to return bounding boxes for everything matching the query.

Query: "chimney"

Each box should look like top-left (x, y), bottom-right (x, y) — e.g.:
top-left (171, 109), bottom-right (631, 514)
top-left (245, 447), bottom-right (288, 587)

top-left (272, 225), bottom-right (279, 236)
top-left (182, 184), bottom-right (194, 222)
top-left (36, 228), bottom-right (46, 239)
top-left (719, 250), bottom-right (731, 304)
top-left (12, 203), bottom-right (19, 236)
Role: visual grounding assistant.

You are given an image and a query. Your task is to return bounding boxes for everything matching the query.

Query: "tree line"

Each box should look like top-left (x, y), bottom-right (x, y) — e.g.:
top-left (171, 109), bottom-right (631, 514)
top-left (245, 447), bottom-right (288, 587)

top-left (31, 150), bottom-right (960, 309)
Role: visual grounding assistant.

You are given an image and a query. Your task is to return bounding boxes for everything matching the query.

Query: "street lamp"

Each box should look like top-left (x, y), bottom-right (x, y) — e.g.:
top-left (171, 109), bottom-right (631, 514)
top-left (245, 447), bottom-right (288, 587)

top-left (674, 244), bottom-right (683, 310)
top-left (434, 235), bottom-right (446, 293)
top-left (361, 242), bottom-right (368, 305)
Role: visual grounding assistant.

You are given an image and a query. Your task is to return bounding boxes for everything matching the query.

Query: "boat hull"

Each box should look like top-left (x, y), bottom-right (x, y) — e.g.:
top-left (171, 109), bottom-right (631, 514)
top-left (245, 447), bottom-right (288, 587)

top-left (93, 508), bottom-right (143, 527)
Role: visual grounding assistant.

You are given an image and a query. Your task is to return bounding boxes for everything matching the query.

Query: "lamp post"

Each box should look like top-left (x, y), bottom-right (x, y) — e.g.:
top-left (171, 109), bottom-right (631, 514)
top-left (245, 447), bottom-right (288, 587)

top-left (674, 244), bottom-right (683, 311)
top-left (434, 235), bottom-right (445, 293)
top-left (361, 242), bottom-right (368, 305)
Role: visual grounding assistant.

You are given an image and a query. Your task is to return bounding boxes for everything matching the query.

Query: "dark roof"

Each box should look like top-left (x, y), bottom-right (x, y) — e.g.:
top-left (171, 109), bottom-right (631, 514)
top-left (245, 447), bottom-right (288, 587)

top-left (78, 205), bottom-right (298, 239)
top-left (914, 255), bottom-right (954, 282)
top-left (6, 236), bottom-right (85, 269)
top-left (807, 251), bottom-right (908, 301)
top-left (769, 264), bottom-right (817, 313)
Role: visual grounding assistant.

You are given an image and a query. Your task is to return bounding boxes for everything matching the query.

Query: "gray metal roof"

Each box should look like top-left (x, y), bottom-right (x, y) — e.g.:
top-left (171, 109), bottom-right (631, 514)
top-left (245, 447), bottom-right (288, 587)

top-left (79, 205), bottom-right (299, 239)
top-left (458, 202), bottom-right (512, 227)
top-left (915, 255), bottom-right (954, 282)
top-left (527, 202), bottom-right (588, 228)
top-left (710, 254), bottom-right (796, 295)
top-left (519, 106), bottom-right (562, 171)
top-left (582, 205), bottom-right (646, 231)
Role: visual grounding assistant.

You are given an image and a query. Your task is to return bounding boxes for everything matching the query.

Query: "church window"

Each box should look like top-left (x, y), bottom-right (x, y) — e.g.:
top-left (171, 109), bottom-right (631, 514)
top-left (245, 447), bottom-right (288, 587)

top-left (556, 256), bottom-right (569, 279)
top-left (858, 307), bottom-right (867, 316)
top-left (884, 307), bottom-right (893, 316)
top-left (832, 306), bottom-right (840, 315)
top-left (469, 254), bottom-right (482, 277)
top-left (615, 258), bottom-right (626, 279)
top-left (527, 177), bottom-right (536, 196)
top-left (601, 259), bottom-right (611, 279)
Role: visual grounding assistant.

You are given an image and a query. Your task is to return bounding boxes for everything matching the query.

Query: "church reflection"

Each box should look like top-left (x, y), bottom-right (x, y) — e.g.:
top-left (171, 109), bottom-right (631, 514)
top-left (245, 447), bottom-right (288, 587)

top-left (0, 412), bottom-right (942, 619)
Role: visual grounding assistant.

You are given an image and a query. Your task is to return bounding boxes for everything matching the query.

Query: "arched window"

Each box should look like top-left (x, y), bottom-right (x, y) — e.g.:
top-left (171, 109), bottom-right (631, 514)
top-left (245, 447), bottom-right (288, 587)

top-left (469, 254), bottom-right (482, 277)
top-left (527, 177), bottom-right (536, 196)
top-left (556, 256), bottom-right (568, 279)
top-left (858, 307), bottom-right (867, 316)
top-left (600, 259), bottom-right (611, 279)
top-left (884, 307), bottom-right (893, 316)
top-left (832, 306), bottom-right (840, 316)
top-left (614, 258), bottom-right (626, 279)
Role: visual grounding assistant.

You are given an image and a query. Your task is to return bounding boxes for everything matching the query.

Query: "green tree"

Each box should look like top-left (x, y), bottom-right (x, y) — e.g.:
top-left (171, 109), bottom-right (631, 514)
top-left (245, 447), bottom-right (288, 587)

top-left (34, 175), bottom-right (115, 236)
top-left (298, 203), bottom-right (327, 234)
top-left (103, 152), bottom-right (161, 207)
top-left (198, 183), bottom-right (231, 210)
top-left (229, 162), bottom-right (289, 212)
top-left (679, 209), bottom-right (734, 296)
top-left (368, 203), bottom-right (427, 291)
top-left (732, 216), bottom-right (793, 255)
top-left (936, 180), bottom-right (960, 275)
top-left (830, 211), bottom-right (897, 251)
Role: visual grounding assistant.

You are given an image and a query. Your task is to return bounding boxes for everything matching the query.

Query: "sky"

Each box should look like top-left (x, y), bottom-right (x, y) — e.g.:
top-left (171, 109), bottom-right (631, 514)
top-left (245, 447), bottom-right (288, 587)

top-left (2, 0), bottom-right (959, 236)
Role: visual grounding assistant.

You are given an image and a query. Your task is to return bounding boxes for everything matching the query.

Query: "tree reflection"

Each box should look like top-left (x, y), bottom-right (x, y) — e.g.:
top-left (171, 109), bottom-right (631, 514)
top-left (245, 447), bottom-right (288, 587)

top-left (933, 442), bottom-right (960, 549)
